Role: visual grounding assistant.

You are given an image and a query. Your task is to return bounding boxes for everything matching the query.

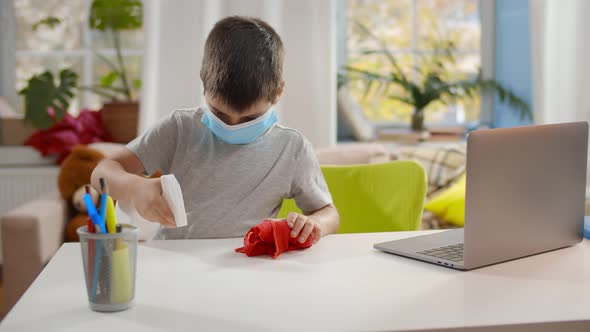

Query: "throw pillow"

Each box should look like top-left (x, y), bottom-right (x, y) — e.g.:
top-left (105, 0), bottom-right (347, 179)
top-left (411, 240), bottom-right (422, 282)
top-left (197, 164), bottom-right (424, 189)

top-left (424, 173), bottom-right (466, 227)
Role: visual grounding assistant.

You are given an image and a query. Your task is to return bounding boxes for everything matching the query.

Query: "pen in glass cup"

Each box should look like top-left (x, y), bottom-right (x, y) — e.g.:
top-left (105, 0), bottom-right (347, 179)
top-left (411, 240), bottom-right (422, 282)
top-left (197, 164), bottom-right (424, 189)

top-left (100, 178), bottom-right (118, 234)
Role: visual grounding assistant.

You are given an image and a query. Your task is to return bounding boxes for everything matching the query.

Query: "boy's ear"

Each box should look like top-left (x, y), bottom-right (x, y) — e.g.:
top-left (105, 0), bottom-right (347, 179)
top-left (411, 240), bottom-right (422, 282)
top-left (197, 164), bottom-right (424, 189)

top-left (272, 81), bottom-right (286, 104)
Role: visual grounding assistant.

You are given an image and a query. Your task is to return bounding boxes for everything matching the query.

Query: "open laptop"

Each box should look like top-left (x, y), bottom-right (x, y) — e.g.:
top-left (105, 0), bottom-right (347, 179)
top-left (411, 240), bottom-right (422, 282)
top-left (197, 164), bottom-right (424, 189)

top-left (374, 122), bottom-right (589, 270)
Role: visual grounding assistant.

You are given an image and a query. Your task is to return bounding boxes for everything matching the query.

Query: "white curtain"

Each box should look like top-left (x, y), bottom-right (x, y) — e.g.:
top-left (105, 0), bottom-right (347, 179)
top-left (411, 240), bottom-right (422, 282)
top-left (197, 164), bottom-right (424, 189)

top-left (0, 0), bottom-right (17, 109)
top-left (140, 0), bottom-right (338, 148)
top-left (530, 0), bottom-right (590, 187)
top-left (530, 0), bottom-right (590, 125)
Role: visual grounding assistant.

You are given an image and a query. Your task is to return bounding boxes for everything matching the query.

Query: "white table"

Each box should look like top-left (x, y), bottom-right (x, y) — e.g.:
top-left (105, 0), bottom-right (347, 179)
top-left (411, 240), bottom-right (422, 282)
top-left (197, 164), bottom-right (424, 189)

top-left (2, 230), bottom-right (590, 332)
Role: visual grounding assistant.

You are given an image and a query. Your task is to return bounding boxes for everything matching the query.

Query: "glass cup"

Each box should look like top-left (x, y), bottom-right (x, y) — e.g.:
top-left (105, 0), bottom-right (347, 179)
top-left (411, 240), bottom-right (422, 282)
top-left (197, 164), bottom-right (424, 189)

top-left (77, 224), bottom-right (138, 312)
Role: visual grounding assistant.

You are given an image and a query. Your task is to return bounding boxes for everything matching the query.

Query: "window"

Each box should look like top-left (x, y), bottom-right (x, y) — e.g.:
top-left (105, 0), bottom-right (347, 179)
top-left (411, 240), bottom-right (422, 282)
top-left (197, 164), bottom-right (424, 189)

top-left (14, 0), bottom-right (144, 112)
top-left (344, 0), bottom-right (481, 126)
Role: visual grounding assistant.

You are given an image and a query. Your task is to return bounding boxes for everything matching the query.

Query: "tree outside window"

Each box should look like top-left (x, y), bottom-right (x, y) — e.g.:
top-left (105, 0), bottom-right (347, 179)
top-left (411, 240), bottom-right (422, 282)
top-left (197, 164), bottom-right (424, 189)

top-left (346, 0), bottom-right (480, 126)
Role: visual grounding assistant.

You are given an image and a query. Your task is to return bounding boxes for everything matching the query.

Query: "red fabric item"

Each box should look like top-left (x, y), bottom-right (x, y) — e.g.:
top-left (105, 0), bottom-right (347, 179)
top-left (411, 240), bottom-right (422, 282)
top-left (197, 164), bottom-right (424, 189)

top-left (235, 220), bottom-right (314, 258)
top-left (25, 109), bottom-right (111, 164)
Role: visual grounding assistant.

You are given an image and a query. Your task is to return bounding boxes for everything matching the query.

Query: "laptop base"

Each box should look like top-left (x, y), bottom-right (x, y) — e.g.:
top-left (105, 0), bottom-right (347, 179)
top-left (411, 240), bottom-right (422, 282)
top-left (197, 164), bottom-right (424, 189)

top-left (374, 229), bottom-right (466, 270)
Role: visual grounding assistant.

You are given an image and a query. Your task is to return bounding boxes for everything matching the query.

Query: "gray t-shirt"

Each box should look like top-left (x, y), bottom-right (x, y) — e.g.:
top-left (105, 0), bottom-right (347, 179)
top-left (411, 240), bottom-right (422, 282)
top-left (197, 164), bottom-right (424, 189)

top-left (127, 107), bottom-right (332, 239)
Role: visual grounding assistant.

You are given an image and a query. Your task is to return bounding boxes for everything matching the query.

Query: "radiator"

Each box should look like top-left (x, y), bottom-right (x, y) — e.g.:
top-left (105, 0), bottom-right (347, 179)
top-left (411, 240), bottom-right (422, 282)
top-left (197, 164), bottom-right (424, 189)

top-left (0, 146), bottom-right (60, 265)
top-left (0, 167), bottom-right (60, 216)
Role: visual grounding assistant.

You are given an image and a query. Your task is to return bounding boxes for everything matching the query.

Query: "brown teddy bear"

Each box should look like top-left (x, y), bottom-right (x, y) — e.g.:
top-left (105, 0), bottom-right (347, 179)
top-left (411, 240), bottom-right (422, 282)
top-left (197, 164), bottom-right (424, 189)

top-left (58, 145), bottom-right (162, 241)
top-left (58, 145), bottom-right (105, 241)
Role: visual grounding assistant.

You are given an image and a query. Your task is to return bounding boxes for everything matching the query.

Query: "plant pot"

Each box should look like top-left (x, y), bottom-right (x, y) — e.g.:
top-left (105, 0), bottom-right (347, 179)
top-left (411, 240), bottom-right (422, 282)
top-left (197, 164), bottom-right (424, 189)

top-left (411, 110), bottom-right (425, 132)
top-left (100, 101), bottom-right (139, 143)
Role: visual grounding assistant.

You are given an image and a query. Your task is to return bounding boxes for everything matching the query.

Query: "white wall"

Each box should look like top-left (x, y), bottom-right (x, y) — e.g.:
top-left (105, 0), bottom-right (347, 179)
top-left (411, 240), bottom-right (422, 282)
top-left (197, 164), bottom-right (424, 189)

top-left (530, 0), bottom-right (590, 124)
top-left (530, 0), bottom-right (590, 186)
top-left (0, 0), bottom-right (17, 108)
top-left (140, 0), bottom-right (337, 148)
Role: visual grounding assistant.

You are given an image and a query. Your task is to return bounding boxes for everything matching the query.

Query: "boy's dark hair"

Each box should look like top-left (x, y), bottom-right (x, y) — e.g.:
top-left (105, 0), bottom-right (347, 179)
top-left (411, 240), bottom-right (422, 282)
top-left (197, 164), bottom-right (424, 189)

top-left (200, 16), bottom-right (284, 112)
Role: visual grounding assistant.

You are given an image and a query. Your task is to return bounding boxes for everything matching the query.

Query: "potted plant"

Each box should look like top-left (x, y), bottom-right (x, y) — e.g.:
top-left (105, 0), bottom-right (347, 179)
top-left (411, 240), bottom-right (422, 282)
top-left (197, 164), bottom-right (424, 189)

top-left (344, 23), bottom-right (531, 132)
top-left (87, 0), bottom-right (143, 143)
top-left (26, 0), bottom-right (143, 143)
top-left (18, 69), bottom-right (111, 163)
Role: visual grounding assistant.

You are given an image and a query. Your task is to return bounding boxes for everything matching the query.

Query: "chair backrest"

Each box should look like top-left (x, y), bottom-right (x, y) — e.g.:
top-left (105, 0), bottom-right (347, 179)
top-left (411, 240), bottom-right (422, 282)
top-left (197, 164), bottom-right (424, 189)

top-left (277, 161), bottom-right (427, 233)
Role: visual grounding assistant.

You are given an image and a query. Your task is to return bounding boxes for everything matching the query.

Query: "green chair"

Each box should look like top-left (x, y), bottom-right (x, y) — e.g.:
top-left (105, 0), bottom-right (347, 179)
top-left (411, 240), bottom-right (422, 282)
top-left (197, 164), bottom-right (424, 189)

top-left (277, 160), bottom-right (427, 233)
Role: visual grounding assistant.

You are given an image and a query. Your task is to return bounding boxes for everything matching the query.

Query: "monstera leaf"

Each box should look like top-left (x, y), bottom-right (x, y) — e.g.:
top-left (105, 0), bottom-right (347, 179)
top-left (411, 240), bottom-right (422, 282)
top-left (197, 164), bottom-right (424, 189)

top-left (89, 0), bottom-right (142, 32)
top-left (19, 69), bottom-right (78, 129)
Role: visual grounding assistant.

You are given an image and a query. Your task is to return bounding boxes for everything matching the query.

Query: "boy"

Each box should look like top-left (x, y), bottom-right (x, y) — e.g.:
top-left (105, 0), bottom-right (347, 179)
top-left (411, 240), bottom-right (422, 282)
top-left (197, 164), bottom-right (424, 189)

top-left (91, 16), bottom-right (339, 243)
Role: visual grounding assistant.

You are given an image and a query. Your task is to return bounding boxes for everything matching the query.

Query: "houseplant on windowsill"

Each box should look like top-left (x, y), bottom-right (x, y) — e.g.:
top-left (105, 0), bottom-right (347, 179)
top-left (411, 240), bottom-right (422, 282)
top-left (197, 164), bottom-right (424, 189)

top-left (344, 23), bottom-right (531, 132)
top-left (85, 0), bottom-right (143, 143)
top-left (30, 0), bottom-right (143, 143)
top-left (18, 69), bottom-right (112, 163)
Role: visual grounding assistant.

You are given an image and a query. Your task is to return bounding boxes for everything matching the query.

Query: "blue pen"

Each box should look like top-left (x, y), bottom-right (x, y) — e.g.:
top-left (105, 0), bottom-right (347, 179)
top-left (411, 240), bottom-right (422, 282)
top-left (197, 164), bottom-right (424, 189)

top-left (90, 240), bottom-right (102, 301)
top-left (83, 193), bottom-right (107, 234)
top-left (83, 193), bottom-right (105, 297)
top-left (82, 186), bottom-right (104, 301)
top-left (99, 193), bottom-right (107, 224)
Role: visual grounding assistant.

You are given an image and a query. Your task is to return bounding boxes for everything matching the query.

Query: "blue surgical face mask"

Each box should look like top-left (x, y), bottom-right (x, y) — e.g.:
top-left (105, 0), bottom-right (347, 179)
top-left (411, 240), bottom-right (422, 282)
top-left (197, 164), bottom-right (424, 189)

top-left (201, 107), bottom-right (278, 145)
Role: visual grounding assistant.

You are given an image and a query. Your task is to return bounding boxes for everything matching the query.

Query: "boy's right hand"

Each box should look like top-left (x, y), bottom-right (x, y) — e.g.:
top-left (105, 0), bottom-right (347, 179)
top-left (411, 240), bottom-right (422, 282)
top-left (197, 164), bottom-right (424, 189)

top-left (131, 177), bottom-right (176, 228)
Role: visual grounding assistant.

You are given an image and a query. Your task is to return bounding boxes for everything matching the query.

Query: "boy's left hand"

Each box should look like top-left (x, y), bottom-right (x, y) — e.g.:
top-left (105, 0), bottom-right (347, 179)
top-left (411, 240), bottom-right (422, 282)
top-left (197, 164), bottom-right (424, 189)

top-left (286, 212), bottom-right (323, 244)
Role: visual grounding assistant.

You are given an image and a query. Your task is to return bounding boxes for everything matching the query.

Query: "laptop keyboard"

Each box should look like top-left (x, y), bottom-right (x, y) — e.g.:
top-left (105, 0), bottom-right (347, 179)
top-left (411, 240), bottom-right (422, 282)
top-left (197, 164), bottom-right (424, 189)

top-left (417, 243), bottom-right (464, 262)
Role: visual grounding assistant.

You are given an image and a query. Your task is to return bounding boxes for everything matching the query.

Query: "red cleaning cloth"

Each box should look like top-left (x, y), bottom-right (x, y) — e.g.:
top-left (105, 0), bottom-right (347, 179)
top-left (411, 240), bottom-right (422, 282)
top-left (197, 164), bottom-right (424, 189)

top-left (235, 220), bottom-right (314, 258)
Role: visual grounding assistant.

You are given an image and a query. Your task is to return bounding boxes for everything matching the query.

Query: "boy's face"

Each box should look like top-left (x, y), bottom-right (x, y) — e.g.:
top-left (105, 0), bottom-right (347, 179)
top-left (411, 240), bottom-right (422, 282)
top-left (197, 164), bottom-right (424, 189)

top-left (204, 82), bottom-right (285, 126)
